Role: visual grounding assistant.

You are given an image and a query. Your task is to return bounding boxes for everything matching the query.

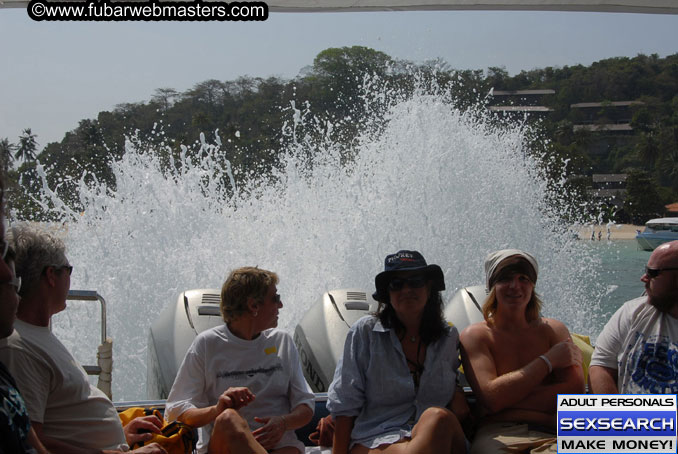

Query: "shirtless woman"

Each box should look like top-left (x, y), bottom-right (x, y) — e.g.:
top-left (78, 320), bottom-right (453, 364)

top-left (460, 249), bottom-right (584, 454)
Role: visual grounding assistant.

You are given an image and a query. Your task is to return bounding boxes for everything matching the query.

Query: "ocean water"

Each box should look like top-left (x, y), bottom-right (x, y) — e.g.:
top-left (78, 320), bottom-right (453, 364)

top-left (582, 239), bottom-right (649, 317)
top-left (31, 80), bottom-right (622, 401)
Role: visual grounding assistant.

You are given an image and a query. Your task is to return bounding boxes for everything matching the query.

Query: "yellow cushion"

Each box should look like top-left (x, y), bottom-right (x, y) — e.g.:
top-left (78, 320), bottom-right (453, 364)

top-left (571, 333), bottom-right (594, 382)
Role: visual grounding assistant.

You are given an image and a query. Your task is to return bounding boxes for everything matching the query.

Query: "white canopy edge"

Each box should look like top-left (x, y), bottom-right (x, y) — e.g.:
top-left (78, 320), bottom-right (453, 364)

top-left (1, 0), bottom-right (677, 13)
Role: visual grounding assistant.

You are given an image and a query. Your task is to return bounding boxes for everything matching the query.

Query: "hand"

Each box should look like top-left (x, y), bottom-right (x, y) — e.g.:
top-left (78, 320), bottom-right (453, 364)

top-left (131, 442), bottom-right (168, 454)
top-left (252, 415), bottom-right (286, 450)
top-left (215, 387), bottom-right (256, 414)
top-left (123, 414), bottom-right (163, 446)
top-left (545, 338), bottom-right (582, 370)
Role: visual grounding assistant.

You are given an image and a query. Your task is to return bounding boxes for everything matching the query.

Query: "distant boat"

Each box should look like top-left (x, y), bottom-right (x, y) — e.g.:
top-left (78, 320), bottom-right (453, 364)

top-left (635, 217), bottom-right (678, 251)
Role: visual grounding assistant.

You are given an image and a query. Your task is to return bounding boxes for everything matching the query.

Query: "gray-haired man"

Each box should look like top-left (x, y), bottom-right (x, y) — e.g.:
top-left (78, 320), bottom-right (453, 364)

top-left (0, 224), bottom-right (166, 454)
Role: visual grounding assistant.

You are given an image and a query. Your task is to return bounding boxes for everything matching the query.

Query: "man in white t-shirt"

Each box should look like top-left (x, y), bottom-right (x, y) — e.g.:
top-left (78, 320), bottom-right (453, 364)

top-left (0, 224), bottom-right (166, 454)
top-left (165, 266), bottom-right (314, 454)
top-left (590, 240), bottom-right (678, 394)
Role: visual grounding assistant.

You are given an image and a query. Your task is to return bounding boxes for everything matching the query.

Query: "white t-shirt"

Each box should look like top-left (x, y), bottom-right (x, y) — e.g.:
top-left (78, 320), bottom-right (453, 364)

top-left (591, 296), bottom-right (678, 394)
top-left (165, 324), bottom-right (314, 454)
top-left (0, 319), bottom-right (127, 450)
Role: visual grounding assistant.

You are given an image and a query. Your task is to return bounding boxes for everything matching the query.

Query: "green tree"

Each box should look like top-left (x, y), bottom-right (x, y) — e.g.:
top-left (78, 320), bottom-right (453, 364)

top-left (151, 87), bottom-right (179, 112)
top-left (486, 66), bottom-right (509, 89)
top-left (15, 128), bottom-right (37, 163)
top-left (308, 46), bottom-right (393, 115)
top-left (0, 138), bottom-right (16, 173)
top-left (624, 169), bottom-right (666, 224)
top-left (636, 132), bottom-right (659, 167)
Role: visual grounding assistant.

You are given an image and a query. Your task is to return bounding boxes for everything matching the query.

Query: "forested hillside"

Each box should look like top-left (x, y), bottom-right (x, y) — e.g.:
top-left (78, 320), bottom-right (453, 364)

top-left (2, 47), bottom-right (677, 223)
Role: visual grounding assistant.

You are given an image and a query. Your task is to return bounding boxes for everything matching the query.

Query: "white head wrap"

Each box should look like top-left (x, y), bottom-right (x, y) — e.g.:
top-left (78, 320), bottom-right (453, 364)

top-left (484, 249), bottom-right (538, 290)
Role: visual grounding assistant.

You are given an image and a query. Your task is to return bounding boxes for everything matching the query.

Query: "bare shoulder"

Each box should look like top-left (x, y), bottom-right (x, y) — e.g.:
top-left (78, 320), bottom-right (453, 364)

top-left (460, 321), bottom-right (491, 346)
top-left (540, 317), bottom-right (571, 339)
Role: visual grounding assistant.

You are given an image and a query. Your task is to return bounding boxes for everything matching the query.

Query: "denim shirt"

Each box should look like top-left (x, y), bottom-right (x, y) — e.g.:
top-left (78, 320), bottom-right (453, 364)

top-left (327, 315), bottom-right (460, 447)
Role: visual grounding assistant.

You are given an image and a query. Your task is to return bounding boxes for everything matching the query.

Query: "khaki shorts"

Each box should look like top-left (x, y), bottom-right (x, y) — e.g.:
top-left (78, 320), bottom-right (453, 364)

top-left (469, 421), bottom-right (557, 454)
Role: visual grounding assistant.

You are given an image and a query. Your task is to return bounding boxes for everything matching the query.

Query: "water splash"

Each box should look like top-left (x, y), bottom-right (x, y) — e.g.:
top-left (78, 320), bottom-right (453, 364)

top-left (35, 80), bottom-right (605, 401)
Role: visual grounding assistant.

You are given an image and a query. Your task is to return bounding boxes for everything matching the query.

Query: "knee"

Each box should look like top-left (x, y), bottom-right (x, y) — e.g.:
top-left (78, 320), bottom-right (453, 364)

top-left (420, 407), bottom-right (461, 431)
top-left (421, 407), bottom-right (455, 423)
top-left (214, 408), bottom-right (249, 434)
top-left (210, 408), bottom-right (254, 453)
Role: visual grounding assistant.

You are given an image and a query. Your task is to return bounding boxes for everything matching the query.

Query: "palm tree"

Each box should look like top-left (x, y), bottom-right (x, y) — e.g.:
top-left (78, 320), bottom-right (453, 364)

top-left (0, 138), bottom-right (16, 173)
top-left (15, 128), bottom-right (38, 163)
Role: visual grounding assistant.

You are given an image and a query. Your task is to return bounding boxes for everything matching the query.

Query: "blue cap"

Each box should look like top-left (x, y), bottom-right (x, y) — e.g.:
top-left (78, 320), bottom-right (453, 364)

top-left (373, 250), bottom-right (445, 301)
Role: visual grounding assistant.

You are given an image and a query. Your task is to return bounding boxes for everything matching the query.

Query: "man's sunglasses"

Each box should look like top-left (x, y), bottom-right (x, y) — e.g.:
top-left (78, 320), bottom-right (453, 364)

top-left (262, 294), bottom-right (281, 303)
top-left (2, 276), bottom-right (21, 294)
top-left (388, 275), bottom-right (427, 292)
top-left (45, 264), bottom-right (73, 276)
top-left (644, 266), bottom-right (678, 278)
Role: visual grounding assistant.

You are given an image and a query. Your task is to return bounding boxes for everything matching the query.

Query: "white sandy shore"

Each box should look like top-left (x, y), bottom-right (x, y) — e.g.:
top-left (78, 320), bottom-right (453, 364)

top-left (575, 224), bottom-right (643, 240)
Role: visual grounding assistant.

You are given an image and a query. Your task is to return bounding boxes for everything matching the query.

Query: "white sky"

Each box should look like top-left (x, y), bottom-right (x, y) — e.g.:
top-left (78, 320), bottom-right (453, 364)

top-left (1, 8), bottom-right (678, 146)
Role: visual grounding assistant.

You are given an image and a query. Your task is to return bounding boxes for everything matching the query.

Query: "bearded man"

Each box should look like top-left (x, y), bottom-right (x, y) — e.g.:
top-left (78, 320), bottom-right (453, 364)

top-left (590, 240), bottom-right (678, 394)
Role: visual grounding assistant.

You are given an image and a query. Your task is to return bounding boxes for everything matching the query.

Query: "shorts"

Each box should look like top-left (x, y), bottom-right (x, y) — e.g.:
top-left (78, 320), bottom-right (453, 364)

top-left (353, 428), bottom-right (413, 450)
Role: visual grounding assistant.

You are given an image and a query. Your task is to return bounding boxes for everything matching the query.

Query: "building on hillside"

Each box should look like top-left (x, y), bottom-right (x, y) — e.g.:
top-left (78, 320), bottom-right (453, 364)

top-left (571, 101), bottom-right (643, 157)
top-left (571, 101), bottom-right (643, 132)
top-left (588, 174), bottom-right (628, 209)
top-left (488, 89), bottom-right (554, 120)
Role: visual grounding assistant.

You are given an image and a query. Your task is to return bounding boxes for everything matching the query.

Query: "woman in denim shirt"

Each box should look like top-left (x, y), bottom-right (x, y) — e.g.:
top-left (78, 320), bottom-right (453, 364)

top-left (327, 250), bottom-right (468, 454)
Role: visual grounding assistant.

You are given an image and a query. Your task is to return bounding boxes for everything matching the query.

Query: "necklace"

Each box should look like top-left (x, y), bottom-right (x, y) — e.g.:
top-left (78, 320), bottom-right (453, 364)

top-left (410, 335), bottom-right (417, 343)
top-left (406, 339), bottom-right (424, 389)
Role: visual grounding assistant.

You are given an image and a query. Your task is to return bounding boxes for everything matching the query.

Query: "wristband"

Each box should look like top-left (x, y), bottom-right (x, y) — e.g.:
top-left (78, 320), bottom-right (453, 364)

top-left (539, 354), bottom-right (553, 374)
top-left (281, 415), bottom-right (287, 430)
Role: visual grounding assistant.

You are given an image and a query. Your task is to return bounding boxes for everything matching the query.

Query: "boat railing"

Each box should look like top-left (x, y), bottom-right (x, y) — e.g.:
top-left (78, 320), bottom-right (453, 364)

top-left (66, 289), bottom-right (112, 399)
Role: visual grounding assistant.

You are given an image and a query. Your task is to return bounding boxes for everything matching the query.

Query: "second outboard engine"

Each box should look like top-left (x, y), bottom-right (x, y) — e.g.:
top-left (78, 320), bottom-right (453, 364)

top-left (443, 285), bottom-right (486, 332)
top-left (147, 289), bottom-right (223, 399)
top-left (294, 289), bottom-right (376, 392)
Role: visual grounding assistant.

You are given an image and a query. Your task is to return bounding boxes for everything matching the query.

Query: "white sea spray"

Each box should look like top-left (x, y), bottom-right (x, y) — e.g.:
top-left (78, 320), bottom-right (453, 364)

top-left (33, 78), bottom-right (606, 400)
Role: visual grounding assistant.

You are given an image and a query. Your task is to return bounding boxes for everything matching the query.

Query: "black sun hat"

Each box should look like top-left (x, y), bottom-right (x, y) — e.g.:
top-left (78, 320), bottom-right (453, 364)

top-left (373, 250), bottom-right (445, 301)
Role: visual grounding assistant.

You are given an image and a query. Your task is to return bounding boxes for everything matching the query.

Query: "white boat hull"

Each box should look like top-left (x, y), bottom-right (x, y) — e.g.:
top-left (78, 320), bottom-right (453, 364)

top-left (635, 217), bottom-right (678, 251)
top-left (636, 233), bottom-right (678, 251)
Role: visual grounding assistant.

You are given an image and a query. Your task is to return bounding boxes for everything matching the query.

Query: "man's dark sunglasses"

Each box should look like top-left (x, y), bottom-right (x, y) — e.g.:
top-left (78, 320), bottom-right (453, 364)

top-left (262, 294), bottom-right (281, 303)
top-left (45, 264), bottom-right (73, 276)
top-left (388, 275), bottom-right (427, 291)
top-left (645, 266), bottom-right (678, 278)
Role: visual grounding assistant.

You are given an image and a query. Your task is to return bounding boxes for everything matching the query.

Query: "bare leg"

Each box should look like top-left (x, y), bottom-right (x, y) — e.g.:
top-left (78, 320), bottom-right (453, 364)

top-left (409, 407), bottom-right (465, 454)
top-left (208, 408), bottom-right (267, 454)
top-left (351, 407), bottom-right (466, 454)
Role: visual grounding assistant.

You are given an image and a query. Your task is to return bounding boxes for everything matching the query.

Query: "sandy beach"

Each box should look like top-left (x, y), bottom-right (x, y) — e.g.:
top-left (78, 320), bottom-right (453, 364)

top-left (575, 224), bottom-right (642, 240)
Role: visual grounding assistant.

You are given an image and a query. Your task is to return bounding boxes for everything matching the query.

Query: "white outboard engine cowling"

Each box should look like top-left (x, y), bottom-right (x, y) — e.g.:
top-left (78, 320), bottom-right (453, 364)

top-left (293, 289), bottom-right (377, 392)
top-left (443, 285), bottom-right (487, 334)
top-left (147, 289), bottom-right (223, 399)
